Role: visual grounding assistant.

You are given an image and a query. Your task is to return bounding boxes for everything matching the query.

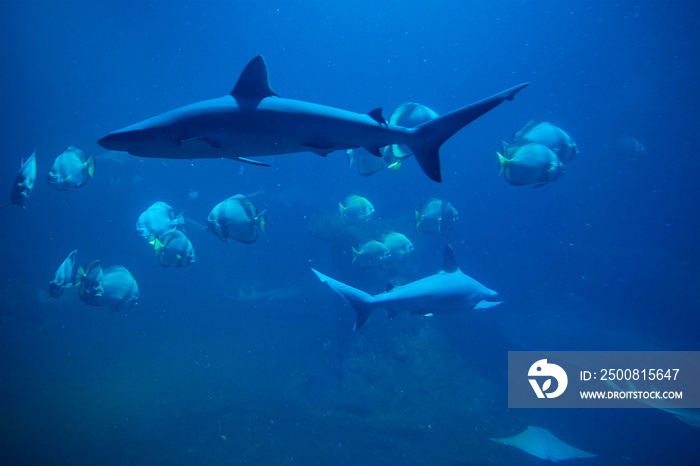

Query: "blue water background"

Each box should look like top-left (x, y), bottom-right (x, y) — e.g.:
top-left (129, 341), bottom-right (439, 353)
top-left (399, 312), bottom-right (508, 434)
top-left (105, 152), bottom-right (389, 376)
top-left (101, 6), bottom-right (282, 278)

top-left (1, 1), bottom-right (698, 464)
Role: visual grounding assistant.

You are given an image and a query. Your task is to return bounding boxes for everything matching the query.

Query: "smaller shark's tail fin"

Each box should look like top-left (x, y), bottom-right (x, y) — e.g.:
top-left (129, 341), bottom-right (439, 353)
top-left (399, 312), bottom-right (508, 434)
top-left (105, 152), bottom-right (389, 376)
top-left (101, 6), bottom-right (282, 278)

top-left (311, 268), bottom-right (375, 330)
top-left (408, 83), bottom-right (529, 182)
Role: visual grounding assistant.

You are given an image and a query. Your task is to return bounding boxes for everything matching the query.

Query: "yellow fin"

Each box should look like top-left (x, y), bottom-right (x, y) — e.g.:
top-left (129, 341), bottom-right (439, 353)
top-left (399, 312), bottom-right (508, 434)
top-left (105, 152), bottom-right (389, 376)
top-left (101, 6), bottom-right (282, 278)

top-left (497, 152), bottom-right (507, 176)
top-left (86, 156), bottom-right (96, 177)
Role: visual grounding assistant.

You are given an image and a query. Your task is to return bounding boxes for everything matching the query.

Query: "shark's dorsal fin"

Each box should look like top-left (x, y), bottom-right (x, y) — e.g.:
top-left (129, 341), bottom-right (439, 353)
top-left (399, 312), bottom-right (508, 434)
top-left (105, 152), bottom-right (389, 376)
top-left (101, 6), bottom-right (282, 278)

top-left (231, 55), bottom-right (280, 103)
top-left (443, 244), bottom-right (459, 273)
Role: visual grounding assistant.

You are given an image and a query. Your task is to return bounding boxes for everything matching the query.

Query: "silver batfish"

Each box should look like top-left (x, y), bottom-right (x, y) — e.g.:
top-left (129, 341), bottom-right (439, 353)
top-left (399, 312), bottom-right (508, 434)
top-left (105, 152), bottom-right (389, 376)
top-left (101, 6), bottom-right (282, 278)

top-left (206, 194), bottom-right (267, 243)
top-left (514, 120), bottom-right (579, 164)
top-left (380, 232), bottom-right (414, 262)
top-left (352, 240), bottom-right (391, 268)
top-left (10, 149), bottom-right (37, 208)
top-left (49, 250), bottom-right (77, 299)
top-left (135, 201), bottom-right (186, 243)
top-left (154, 230), bottom-right (195, 267)
top-left (415, 198), bottom-right (458, 234)
top-left (47, 146), bottom-right (95, 190)
top-left (77, 260), bottom-right (104, 306)
top-left (339, 194), bottom-right (375, 224)
top-left (100, 266), bottom-right (139, 311)
top-left (498, 140), bottom-right (565, 187)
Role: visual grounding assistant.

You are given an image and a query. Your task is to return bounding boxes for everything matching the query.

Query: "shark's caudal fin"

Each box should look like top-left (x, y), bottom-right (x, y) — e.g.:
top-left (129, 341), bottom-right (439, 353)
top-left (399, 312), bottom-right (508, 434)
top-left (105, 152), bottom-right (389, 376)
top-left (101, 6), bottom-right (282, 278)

top-left (311, 268), bottom-right (375, 330)
top-left (408, 82), bottom-right (529, 182)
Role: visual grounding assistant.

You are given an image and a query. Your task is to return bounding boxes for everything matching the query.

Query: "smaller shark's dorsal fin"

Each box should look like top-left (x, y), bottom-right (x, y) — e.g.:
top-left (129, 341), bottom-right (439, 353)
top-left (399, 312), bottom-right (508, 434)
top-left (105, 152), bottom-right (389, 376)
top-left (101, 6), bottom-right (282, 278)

top-left (231, 55), bottom-right (280, 102)
top-left (443, 244), bottom-right (459, 273)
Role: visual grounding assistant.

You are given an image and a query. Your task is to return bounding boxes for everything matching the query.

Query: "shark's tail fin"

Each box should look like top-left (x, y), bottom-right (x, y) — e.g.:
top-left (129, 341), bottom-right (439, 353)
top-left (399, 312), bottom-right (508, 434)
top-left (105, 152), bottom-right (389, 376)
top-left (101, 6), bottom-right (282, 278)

top-left (387, 102), bottom-right (440, 161)
top-left (311, 268), bottom-right (375, 330)
top-left (408, 82), bottom-right (529, 182)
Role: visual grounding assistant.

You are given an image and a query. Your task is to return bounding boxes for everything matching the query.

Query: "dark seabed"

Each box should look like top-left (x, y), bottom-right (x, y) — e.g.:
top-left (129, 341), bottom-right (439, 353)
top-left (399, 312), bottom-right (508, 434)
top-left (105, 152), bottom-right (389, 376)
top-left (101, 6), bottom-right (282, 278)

top-left (1, 1), bottom-right (698, 465)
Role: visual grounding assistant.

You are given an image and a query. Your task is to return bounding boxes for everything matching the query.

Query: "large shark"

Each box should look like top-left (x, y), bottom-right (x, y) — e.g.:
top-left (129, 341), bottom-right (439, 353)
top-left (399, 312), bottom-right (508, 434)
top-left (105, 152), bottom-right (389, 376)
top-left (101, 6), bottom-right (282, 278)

top-left (312, 245), bottom-right (502, 330)
top-left (98, 56), bottom-right (528, 182)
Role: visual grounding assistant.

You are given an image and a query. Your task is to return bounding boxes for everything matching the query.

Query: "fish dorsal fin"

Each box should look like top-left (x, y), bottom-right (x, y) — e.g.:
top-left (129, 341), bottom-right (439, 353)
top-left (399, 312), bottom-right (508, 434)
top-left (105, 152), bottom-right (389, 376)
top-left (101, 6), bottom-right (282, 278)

top-left (442, 244), bottom-right (459, 273)
top-left (513, 119), bottom-right (543, 141)
top-left (367, 108), bottom-right (387, 125)
top-left (231, 55), bottom-right (280, 103)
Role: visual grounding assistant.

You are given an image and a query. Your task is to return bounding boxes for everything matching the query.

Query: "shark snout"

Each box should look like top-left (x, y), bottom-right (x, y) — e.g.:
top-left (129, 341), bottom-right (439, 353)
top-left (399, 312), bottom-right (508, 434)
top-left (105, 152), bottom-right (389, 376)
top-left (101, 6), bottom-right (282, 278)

top-left (97, 131), bottom-right (127, 151)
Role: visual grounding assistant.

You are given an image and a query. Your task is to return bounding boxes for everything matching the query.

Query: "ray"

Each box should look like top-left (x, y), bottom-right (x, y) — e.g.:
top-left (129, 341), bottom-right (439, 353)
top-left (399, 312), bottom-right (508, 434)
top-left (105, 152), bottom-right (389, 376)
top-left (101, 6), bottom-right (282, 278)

top-left (490, 425), bottom-right (597, 463)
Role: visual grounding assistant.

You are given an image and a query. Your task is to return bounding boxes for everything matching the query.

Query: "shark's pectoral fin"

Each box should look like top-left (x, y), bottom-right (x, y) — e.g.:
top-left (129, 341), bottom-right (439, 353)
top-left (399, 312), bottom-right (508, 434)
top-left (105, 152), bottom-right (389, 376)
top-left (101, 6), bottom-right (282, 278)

top-left (236, 157), bottom-right (271, 167)
top-left (474, 300), bottom-right (503, 310)
top-left (301, 141), bottom-right (335, 156)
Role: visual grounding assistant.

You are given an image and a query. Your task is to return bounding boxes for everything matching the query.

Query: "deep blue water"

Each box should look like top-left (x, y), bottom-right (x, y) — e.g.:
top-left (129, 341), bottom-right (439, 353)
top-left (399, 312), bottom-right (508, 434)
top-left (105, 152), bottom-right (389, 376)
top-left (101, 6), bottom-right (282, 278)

top-left (1, 1), bottom-right (698, 464)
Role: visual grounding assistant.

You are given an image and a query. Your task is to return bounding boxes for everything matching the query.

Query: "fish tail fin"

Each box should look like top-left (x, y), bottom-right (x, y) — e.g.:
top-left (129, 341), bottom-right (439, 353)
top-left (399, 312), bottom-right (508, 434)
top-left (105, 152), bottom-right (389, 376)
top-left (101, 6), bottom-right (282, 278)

top-left (351, 246), bottom-right (359, 264)
top-left (414, 210), bottom-right (421, 228)
top-left (408, 83), bottom-right (529, 182)
top-left (311, 268), bottom-right (375, 330)
top-left (256, 209), bottom-right (267, 234)
top-left (153, 238), bottom-right (163, 255)
top-left (86, 156), bottom-right (96, 177)
top-left (497, 152), bottom-right (507, 175)
top-left (338, 202), bottom-right (345, 217)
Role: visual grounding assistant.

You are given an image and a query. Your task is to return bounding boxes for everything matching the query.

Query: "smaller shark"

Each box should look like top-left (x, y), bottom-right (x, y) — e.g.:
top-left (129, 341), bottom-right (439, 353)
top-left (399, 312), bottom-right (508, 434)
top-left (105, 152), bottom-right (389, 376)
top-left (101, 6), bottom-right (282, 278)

top-left (312, 245), bottom-right (502, 330)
